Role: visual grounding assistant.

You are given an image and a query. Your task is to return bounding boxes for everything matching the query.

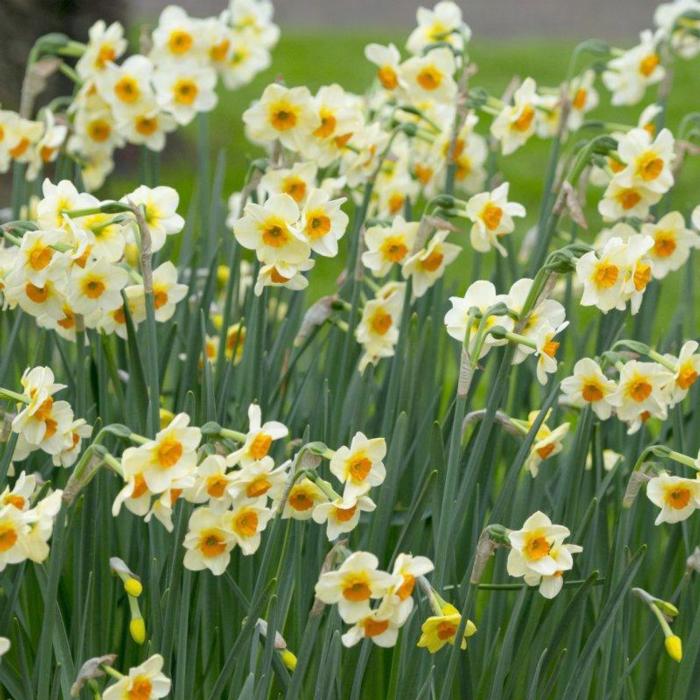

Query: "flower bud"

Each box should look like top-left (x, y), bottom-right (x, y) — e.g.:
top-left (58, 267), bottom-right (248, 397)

top-left (665, 634), bottom-right (682, 662)
top-left (280, 649), bottom-right (297, 671)
top-left (124, 577), bottom-right (143, 598)
top-left (130, 617), bottom-right (146, 645)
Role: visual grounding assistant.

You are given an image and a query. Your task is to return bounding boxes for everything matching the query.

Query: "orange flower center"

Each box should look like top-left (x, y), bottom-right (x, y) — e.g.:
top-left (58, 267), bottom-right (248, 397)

top-left (627, 379), bottom-right (652, 402)
top-left (417, 65), bottom-right (442, 91)
top-left (377, 66), bottom-right (398, 90)
top-left (582, 381), bottom-right (604, 402)
top-left (206, 475), bottom-right (228, 499)
top-left (306, 212), bottom-right (331, 239)
top-left (25, 282), bottom-right (48, 303)
top-left (513, 104), bottom-right (535, 132)
top-left (593, 262), bottom-right (619, 289)
top-left (28, 244), bottom-right (53, 271)
top-left (380, 235), bottom-right (409, 262)
top-left (132, 473), bottom-right (148, 499)
top-left (199, 529), bottom-right (227, 558)
top-left (436, 621), bottom-right (457, 640)
top-left (135, 116), bottom-right (158, 136)
top-left (524, 534), bottom-right (550, 561)
top-left (370, 309), bottom-right (392, 336)
top-left (0, 524), bottom-right (18, 553)
top-left (363, 618), bottom-right (390, 637)
top-left (246, 477), bottom-right (271, 498)
top-left (617, 189), bottom-right (641, 211)
top-left (347, 454), bottom-right (372, 482)
top-left (88, 119), bottom-right (112, 142)
top-left (115, 76), bottom-right (140, 103)
top-left (334, 505), bottom-right (357, 523)
top-left (638, 154), bottom-right (663, 182)
top-left (289, 488), bottom-right (314, 511)
top-left (269, 103), bottom-right (298, 131)
top-left (633, 262), bottom-right (652, 292)
top-left (639, 53), bottom-right (660, 77)
top-left (173, 79), bottom-right (198, 105)
top-left (233, 509), bottom-right (259, 537)
top-left (82, 276), bottom-right (106, 299)
top-left (156, 437), bottom-right (183, 468)
top-left (261, 218), bottom-right (290, 247)
top-left (677, 363), bottom-right (698, 390)
top-left (249, 432), bottom-right (272, 460)
top-left (481, 203), bottom-right (503, 231)
top-left (420, 249), bottom-right (444, 272)
top-left (313, 110), bottom-right (337, 138)
top-left (666, 487), bottom-right (691, 510)
top-left (396, 573), bottom-right (415, 601)
top-left (342, 576), bottom-right (371, 602)
top-left (653, 231), bottom-right (676, 258)
top-left (542, 340), bottom-right (559, 358)
top-left (168, 30), bottom-right (193, 55)
top-left (536, 443), bottom-right (556, 460)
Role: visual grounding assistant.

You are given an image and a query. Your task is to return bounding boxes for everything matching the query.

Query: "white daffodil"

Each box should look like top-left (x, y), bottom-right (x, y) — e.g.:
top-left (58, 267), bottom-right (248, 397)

top-left (362, 217), bottom-right (419, 276)
top-left (406, 1), bottom-right (469, 54)
top-left (365, 43), bottom-right (403, 92)
top-left (300, 188), bottom-right (348, 257)
top-left (642, 211), bottom-right (700, 279)
top-left (260, 162), bottom-right (317, 206)
top-left (183, 507), bottom-right (235, 575)
top-left (153, 62), bottom-right (218, 126)
top-left (340, 597), bottom-right (406, 649)
top-left (234, 194), bottom-right (309, 267)
top-left (314, 551), bottom-right (396, 624)
top-left (226, 404), bottom-right (288, 467)
top-left (607, 360), bottom-right (672, 423)
top-left (102, 655), bottom-right (171, 700)
top-left (100, 55), bottom-right (155, 116)
top-left (561, 357), bottom-right (618, 419)
top-left (402, 230), bottom-right (460, 299)
top-left (243, 83), bottom-right (320, 151)
top-left (523, 543), bottom-right (583, 598)
top-left (399, 48), bottom-right (457, 104)
top-left (76, 20), bottom-right (127, 80)
top-left (444, 280), bottom-right (513, 357)
top-left (647, 473), bottom-right (700, 525)
top-left (122, 185), bottom-right (185, 252)
top-left (491, 78), bottom-right (540, 155)
top-left (616, 127), bottom-right (675, 194)
top-left (507, 511), bottom-right (571, 577)
top-left (330, 432), bottom-right (387, 499)
top-left (282, 478), bottom-right (328, 520)
top-left (463, 182), bottom-right (525, 256)
top-left (312, 493), bottom-right (376, 541)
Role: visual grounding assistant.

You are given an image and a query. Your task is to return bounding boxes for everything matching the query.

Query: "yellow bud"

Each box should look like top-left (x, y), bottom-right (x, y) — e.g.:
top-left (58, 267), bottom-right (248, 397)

top-left (124, 577), bottom-right (143, 597)
top-left (159, 408), bottom-right (175, 429)
top-left (130, 617), bottom-right (146, 645)
top-left (124, 242), bottom-right (139, 267)
top-left (665, 634), bottom-right (682, 662)
top-left (212, 313), bottom-right (223, 330)
top-left (217, 265), bottom-right (230, 287)
top-left (280, 649), bottom-right (297, 671)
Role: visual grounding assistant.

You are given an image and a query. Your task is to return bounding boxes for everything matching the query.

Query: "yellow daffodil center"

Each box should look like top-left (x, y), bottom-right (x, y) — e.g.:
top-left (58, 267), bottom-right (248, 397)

top-left (633, 262), bottom-right (652, 291)
top-left (617, 188), bottom-right (642, 210)
top-left (313, 109), bottom-right (337, 138)
top-left (28, 243), bottom-right (53, 271)
top-left (377, 66), bottom-right (398, 90)
top-left (135, 116), bottom-right (159, 136)
top-left (582, 379), bottom-right (604, 402)
top-left (637, 153), bottom-right (663, 181)
top-left (396, 573), bottom-right (415, 601)
top-left (664, 485), bottom-right (691, 510)
top-left (363, 618), bottom-right (390, 637)
top-left (417, 65), bottom-right (442, 91)
top-left (677, 362), bottom-right (698, 390)
top-left (524, 531), bottom-right (550, 561)
top-left (481, 203), bottom-right (503, 231)
top-left (269, 102), bottom-right (298, 131)
top-left (115, 76), bottom-right (140, 103)
top-left (572, 87), bottom-right (587, 110)
top-left (342, 573), bottom-right (371, 602)
top-left (3, 494), bottom-right (25, 509)
top-left (344, 454), bottom-right (371, 486)
top-left (420, 248), bottom-right (444, 272)
top-left (246, 477), bottom-right (271, 498)
top-left (233, 509), bottom-right (259, 537)
top-left (593, 261), bottom-right (619, 289)
top-left (380, 235), bottom-right (409, 262)
top-left (288, 486), bottom-right (314, 511)
top-left (81, 274), bottom-right (107, 300)
top-left (370, 308), bottom-right (392, 336)
top-left (88, 119), bottom-right (112, 142)
top-left (436, 620), bottom-right (457, 640)
top-left (206, 475), bottom-right (228, 499)
top-left (199, 529), bottom-right (226, 557)
top-left (173, 78), bottom-right (198, 105)
top-left (127, 676), bottom-right (153, 700)
top-left (335, 505), bottom-right (357, 522)
top-left (249, 432), bottom-right (272, 460)
top-left (639, 53), bottom-right (660, 77)
top-left (513, 104), bottom-right (535, 132)
top-left (95, 44), bottom-right (116, 69)
top-left (168, 30), bottom-right (193, 55)
top-left (261, 217), bottom-right (291, 247)
top-left (156, 437), bottom-right (183, 468)
top-left (542, 340), bottom-right (559, 358)
top-left (0, 522), bottom-right (18, 552)
top-left (305, 211), bottom-right (331, 239)
top-left (653, 230), bottom-right (677, 258)
top-left (626, 377), bottom-right (652, 402)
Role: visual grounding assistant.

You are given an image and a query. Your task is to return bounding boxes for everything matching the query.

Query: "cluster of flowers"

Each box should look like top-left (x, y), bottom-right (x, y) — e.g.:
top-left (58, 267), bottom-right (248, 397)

top-left (0, 471), bottom-right (63, 572)
top-left (445, 277), bottom-right (568, 385)
top-left (0, 1), bottom-right (279, 189)
top-left (561, 340), bottom-right (700, 434)
top-left (230, 164), bottom-right (349, 296)
top-left (577, 208), bottom-right (700, 316)
top-left (109, 402), bottom-right (388, 573)
top-left (315, 549), bottom-right (478, 653)
top-left (0, 179), bottom-right (187, 339)
top-left (3, 366), bottom-right (90, 466)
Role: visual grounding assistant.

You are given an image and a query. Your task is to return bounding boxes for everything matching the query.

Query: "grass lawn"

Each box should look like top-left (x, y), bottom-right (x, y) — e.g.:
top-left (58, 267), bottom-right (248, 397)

top-left (103, 32), bottom-right (700, 316)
